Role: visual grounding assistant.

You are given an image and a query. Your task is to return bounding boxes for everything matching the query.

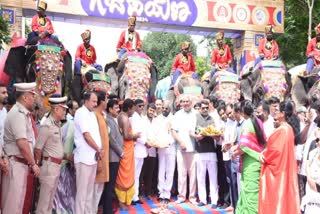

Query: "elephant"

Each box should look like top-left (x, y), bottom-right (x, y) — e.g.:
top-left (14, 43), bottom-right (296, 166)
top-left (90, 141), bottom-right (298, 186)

top-left (105, 52), bottom-right (158, 103)
top-left (288, 64), bottom-right (320, 107)
top-left (165, 74), bottom-right (203, 112)
top-left (4, 38), bottom-right (72, 117)
top-left (71, 64), bottom-right (113, 104)
top-left (240, 60), bottom-right (291, 106)
top-left (202, 71), bottom-right (240, 104)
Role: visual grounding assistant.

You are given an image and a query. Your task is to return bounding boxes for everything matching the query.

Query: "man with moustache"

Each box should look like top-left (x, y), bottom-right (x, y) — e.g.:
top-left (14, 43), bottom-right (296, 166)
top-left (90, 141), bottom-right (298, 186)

top-left (190, 99), bottom-right (219, 208)
top-left (103, 99), bottom-right (123, 214)
top-left (256, 101), bottom-right (274, 139)
top-left (171, 94), bottom-right (197, 204)
top-left (255, 25), bottom-right (279, 66)
top-left (1, 82), bottom-right (40, 213)
top-left (34, 95), bottom-right (68, 213)
top-left (73, 91), bottom-right (103, 214)
top-left (154, 100), bottom-right (176, 205)
top-left (74, 30), bottom-right (103, 75)
top-left (116, 15), bottom-right (143, 59)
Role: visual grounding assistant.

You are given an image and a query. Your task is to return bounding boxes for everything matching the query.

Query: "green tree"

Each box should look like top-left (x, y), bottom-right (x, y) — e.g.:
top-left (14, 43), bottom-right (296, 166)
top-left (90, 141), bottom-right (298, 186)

top-left (195, 57), bottom-right (211, 77)
top-left (0, 9), bottom-right (11, 45)
top-left (276, 0), bottom-right (320, 68)
top-left (142, 32), bottom-right (196, 79)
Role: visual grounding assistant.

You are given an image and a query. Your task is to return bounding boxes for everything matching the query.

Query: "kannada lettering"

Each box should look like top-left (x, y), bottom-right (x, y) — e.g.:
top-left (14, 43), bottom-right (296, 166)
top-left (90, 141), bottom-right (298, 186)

top-left (81, 0), bottom-right (197, 26)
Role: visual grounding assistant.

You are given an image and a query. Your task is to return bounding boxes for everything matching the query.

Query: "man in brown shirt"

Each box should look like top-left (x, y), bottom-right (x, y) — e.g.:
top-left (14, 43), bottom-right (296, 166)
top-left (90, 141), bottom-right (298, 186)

top-left (1, 82), bottom-right (40, 214)
top-left (34, 95), bottom-right (68, 214)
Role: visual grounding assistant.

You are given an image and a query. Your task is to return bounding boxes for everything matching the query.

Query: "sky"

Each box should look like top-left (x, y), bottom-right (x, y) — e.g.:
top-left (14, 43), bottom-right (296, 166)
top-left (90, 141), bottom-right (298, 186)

top-left (25, 19), bottom-right (209, 66)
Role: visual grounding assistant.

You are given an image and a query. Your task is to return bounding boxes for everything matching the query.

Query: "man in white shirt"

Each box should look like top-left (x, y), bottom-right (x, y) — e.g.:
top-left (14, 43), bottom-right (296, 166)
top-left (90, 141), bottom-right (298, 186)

top-left (73, 91), bottom-right (103, 214)
top-left (171, 94), bottom-right (197, 204)
top-left (154, 100), bottom-right (176, 205)
top-left (256, 101), bottom-right (274, 139)
top-left (66, 100), bottom-right (79, 121)
top-left (222, 104), bottom-right (237, 209)
top-left (130, 99), bottom-right (148, 205)
top-left (155, 98), bottom-right (163, 116)
top-left (141, 103), bottom-right (157, 199)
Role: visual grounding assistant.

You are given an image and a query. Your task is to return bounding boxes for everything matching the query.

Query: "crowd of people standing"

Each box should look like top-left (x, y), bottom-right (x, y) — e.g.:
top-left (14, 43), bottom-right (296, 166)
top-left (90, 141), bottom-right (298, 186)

top-left (0, 81), bottom-right (320, 214)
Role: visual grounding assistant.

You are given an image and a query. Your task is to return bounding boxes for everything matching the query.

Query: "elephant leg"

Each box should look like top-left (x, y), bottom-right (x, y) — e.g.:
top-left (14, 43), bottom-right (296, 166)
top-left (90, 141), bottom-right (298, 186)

top-left (71, 75), bottom-right (83, 104)
top-left (240, 79), bottom-right (253, 101)
top-left (106, 67), bottom-right (119, 96)
top-left (166, 89), bottom-right (176, 113)
top-left (291, 77), bottom-right (308, 107)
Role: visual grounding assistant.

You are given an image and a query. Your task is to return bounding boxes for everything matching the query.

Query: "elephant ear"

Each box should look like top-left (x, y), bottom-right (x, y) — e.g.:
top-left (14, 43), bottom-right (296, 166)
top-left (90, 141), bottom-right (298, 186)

top-left (4, 46), bottom-right (27, 80)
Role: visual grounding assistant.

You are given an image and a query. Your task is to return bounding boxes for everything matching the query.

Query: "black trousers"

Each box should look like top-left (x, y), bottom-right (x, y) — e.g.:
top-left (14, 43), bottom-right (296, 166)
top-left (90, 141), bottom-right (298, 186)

top-left (141, 156), bottom-right (157, 196)
top-left (102, 162), bottom-right (120, 214)
top-left (216, 145), bottom-right (230, 205)
top-left (224, 160), bottom-right (238, 209)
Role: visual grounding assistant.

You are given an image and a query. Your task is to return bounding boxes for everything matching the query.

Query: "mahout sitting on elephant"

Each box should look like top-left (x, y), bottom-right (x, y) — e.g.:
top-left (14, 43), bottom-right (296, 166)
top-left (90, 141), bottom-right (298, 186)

top-left (4, 37), bottom-right (72, 117)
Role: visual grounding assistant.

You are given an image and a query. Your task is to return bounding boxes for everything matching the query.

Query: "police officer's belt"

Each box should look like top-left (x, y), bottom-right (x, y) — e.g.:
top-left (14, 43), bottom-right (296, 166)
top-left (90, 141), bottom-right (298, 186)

top-left (43, 156), bottom-right (62, 165)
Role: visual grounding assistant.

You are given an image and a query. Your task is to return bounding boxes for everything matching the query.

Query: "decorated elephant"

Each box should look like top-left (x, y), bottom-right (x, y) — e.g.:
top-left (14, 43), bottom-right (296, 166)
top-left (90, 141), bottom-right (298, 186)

top-left (105, 51), bottom-right (158, 103)
top-left (288, 64), bottom-right (320, 107)
top-left (71, 64), bottom-right (112, 104)
top-left (240, 60), bottom-right (291, 105)
top-left (166, 74), bottom-right (203, 112)
top-left (202, 70), bottom-right (240, 104)
top-left (4, 38), bottom-right (72, 117)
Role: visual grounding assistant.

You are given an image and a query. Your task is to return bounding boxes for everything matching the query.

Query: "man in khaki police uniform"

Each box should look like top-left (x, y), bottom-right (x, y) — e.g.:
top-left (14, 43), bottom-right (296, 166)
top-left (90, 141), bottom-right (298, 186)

top-left (1, 82), bottom-right (40, 213)
top-left (34, 95), bottom-right (68, 214)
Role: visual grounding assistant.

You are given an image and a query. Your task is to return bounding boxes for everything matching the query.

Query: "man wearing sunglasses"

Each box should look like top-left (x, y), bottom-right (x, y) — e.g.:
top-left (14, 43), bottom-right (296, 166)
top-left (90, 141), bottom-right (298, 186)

top-left (74, 30), bottom-right (103, 76)
top-left (190, 99), bottom-right (219, 208)
top-left (171, 42), bottom-right (199, 86)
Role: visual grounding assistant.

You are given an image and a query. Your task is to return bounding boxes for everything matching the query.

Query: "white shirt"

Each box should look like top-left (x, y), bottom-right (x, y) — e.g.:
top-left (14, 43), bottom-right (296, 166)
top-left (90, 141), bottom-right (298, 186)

top-left (0, 107), bottom-right (7, 146)
top-left (210, 110), bottom-right (224, 145)
top-left (172, 109), bottom-right (196, 152)
top-left (223, 118), bottom-right (237, 161)
top-left (130, 112), bottom-right (148, 158)
top-left (73, 105), bottom-right (101, 165)
top-left (263, 116), bottom-right (275, 139)
top-left (145, 117), bottom-right (157, 157)
top-left (154, 114), bottom-right (176, 155)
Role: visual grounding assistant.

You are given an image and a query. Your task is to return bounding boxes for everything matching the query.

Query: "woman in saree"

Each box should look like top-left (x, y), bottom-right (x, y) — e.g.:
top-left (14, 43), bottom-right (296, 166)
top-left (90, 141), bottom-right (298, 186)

top-left (232, 101), bottom-right (267, 213)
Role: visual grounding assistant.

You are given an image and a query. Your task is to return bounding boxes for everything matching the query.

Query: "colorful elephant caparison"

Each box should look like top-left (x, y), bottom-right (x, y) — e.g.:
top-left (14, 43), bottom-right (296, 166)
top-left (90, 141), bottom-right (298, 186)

top-left (104, 51), bottom-right (158, 103)
top-left (239, 60), bottom-right (291, 106)
top-left (4, 37), bottom-right (72, 117)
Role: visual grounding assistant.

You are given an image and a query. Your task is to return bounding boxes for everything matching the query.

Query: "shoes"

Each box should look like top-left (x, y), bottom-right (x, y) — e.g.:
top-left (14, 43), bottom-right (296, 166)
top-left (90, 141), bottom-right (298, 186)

top-left (211, 204), bottom-right (218, 209)
top-left (175, 198), bottom-right (185, 204)
top-left (189, 198), bottom-right (198, 205)
top-left (197, 202), bottom-right (206, 207)
top-left (218, 203), bottom-right (229, 209)
top-left (131, 200), bottom-right (143, 205)
top-left (146, 195), bottom-right (152, 200)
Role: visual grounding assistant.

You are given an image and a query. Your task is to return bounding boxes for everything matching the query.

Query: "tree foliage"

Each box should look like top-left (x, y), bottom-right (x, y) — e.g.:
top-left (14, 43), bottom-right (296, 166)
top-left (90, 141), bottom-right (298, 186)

top-left (142, 32), bottom-right (196, 79)
top-left (277, 0), bottom-right (320, 68)
top-left (0, 10), bottom-right (11, 45)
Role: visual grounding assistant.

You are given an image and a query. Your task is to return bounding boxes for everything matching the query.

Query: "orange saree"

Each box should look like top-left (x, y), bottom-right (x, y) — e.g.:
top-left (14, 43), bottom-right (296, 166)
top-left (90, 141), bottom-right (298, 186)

top-left (259, 123), bottom-right (300, 214)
